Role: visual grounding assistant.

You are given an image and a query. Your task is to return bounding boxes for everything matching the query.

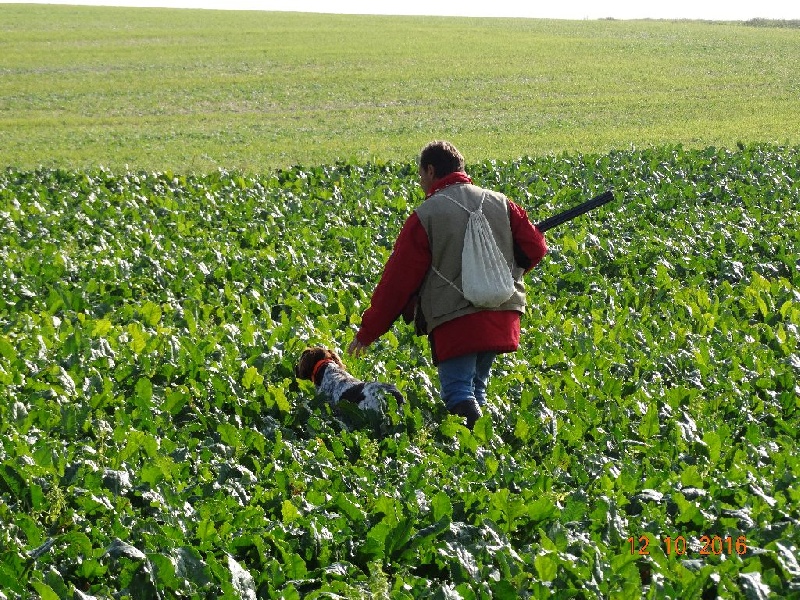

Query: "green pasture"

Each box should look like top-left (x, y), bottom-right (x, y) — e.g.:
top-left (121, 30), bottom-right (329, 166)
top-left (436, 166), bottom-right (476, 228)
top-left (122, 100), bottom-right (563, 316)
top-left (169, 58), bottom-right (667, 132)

top-left (1, 4), bottom-right (799, 173)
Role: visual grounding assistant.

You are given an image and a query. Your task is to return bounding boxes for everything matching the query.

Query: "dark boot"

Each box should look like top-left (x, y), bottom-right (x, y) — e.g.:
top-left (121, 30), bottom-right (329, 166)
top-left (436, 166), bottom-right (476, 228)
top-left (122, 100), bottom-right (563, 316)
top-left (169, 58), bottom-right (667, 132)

top-left (448, 399), bottom-right (482, 430)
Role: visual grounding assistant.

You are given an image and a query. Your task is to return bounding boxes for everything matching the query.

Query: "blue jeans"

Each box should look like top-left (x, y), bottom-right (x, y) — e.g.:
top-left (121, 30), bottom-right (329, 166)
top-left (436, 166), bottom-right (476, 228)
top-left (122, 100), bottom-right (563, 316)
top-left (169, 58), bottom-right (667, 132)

top-left (437, 352), bottom-right (498, 411)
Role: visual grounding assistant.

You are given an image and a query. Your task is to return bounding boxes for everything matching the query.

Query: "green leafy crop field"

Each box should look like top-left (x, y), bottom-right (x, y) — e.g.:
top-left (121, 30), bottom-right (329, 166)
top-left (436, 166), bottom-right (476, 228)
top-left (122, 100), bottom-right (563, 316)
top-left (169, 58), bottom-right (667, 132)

top-left (1, 143), bottom-right (798, 597)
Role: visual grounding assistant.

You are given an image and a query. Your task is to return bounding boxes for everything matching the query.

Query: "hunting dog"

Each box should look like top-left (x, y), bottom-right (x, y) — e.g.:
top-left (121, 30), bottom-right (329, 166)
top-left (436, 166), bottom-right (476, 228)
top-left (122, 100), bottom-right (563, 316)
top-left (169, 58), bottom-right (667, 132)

top-left (295, 347), bottom-right (404, 416)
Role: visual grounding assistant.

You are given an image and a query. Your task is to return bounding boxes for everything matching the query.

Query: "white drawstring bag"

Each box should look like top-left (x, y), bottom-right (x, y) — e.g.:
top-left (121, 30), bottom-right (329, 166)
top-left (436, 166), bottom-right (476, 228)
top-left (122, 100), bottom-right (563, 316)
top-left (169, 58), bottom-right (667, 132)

top-left (432, 192), bottom-right (515, 308)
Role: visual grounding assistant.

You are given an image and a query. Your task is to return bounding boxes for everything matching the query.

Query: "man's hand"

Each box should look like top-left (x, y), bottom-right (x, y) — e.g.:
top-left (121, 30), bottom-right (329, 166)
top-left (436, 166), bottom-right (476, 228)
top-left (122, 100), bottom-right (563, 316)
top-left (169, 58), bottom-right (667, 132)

top-left (348, 338), bottom-right (369, 358)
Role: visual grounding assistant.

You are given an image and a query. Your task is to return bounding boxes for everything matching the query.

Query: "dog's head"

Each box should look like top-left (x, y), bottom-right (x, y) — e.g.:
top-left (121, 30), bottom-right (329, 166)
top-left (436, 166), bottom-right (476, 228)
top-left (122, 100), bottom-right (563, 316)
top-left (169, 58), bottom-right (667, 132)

top-left (295, 347), bottom-right (346, 381)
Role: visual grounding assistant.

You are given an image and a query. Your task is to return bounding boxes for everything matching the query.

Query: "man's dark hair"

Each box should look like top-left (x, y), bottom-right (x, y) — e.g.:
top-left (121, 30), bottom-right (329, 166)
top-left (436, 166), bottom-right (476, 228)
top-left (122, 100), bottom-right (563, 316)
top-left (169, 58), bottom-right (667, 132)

top-left (419, 141), bottom-right (465, 178)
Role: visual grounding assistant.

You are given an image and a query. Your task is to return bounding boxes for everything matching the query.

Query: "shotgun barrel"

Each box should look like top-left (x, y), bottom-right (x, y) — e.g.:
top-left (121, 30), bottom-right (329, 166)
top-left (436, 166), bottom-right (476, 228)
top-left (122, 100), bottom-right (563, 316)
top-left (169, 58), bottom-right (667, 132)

top-left (535, 190), bottom-right (614, 233)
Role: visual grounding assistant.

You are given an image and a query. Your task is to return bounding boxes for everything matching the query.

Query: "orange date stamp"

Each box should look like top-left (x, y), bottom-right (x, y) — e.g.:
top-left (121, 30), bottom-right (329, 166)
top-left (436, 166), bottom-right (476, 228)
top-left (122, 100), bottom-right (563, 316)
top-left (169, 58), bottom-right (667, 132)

top-left (628, 534), bottom-right (748, 556)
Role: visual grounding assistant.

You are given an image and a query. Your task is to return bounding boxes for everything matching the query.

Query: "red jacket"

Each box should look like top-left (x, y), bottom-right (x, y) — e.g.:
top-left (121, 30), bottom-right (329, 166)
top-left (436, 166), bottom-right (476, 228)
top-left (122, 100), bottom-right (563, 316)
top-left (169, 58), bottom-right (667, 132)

top-left (356, 179), bottom-right (547, 364)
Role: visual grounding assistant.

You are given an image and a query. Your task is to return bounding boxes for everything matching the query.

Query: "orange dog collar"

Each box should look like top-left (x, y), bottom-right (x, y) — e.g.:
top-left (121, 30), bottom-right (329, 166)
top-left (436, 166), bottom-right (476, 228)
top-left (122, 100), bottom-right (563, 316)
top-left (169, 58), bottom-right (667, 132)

top-left (311, 358), bottom-right (335, 384)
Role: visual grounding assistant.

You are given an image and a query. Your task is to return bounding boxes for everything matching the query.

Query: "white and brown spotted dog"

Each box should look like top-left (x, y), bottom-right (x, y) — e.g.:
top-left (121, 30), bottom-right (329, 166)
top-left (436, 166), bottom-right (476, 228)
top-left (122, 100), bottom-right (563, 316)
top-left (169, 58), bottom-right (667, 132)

top-left (295, 347), bottom-right (403, 416)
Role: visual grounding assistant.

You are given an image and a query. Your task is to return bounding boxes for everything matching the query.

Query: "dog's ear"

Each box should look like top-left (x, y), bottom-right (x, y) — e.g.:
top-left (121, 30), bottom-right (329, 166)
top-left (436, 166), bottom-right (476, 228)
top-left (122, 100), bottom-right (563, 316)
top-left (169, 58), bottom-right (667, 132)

top-left (295, 348), bottom-right (317, 380)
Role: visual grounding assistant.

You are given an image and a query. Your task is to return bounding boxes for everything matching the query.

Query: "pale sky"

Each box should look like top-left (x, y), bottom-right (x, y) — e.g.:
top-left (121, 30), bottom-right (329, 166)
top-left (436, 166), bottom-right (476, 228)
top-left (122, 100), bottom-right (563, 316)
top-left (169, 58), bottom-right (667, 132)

top-left (4, 0), bottom-right (798, 20)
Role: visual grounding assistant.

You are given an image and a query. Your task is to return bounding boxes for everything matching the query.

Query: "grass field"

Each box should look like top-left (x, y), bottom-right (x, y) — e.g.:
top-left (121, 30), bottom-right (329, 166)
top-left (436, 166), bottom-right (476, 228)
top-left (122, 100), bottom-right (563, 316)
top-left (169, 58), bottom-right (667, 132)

top-left (1, 4), bottom-right (799, 172)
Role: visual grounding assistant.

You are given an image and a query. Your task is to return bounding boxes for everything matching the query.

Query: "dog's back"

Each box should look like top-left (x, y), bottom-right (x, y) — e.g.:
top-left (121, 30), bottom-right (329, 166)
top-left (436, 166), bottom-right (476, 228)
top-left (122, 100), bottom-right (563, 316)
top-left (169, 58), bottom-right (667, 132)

top-left (296, 346), bottom-right (404, 418)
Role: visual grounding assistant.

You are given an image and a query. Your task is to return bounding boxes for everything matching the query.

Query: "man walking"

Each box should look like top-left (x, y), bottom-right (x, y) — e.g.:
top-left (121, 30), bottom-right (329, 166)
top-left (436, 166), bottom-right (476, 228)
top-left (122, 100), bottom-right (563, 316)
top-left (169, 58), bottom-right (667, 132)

top-left (349, 140), bottom-right (547, 429)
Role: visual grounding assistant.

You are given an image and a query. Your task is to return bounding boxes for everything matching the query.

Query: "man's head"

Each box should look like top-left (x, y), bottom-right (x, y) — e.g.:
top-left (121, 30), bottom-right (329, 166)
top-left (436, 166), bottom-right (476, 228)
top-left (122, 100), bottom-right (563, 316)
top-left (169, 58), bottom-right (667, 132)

top-left (418, 140), bottom-right (465, 179)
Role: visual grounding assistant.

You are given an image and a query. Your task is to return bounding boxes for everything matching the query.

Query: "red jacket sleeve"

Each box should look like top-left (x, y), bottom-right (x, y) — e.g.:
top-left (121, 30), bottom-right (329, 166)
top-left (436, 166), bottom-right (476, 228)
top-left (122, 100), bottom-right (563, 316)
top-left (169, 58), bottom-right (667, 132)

top-left (356, 212), bottom-right (431, 346)
top-left (509, 200), bottom-right (547, 272)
